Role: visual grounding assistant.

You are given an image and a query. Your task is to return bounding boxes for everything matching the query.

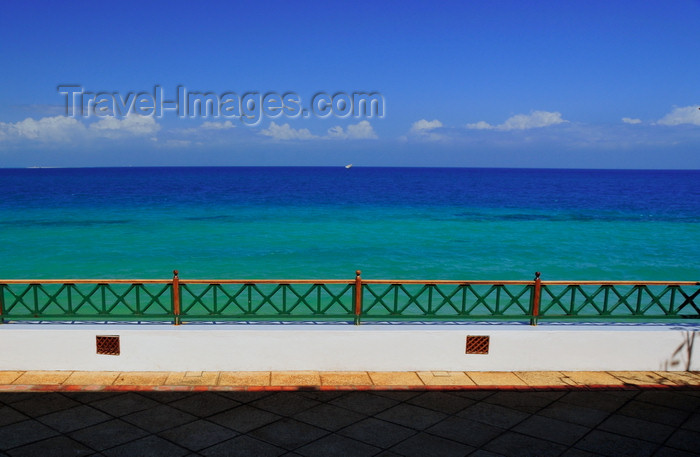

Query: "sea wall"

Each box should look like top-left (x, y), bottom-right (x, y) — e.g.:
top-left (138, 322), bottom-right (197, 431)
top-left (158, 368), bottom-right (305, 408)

top-left (1, 323), bottom-right (698, 372)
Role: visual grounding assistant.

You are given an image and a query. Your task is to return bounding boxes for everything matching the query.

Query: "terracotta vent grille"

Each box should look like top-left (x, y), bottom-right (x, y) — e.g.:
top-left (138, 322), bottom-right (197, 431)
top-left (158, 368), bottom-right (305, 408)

top-left (96, 335), bottom-right (120, 356)
top-left (465, 335), bottom-right (489, 354)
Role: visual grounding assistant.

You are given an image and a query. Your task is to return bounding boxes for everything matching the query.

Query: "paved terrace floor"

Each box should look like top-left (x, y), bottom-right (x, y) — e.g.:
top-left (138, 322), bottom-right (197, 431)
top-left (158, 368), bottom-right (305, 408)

top-left (0, 371), bottom-right (699, 456)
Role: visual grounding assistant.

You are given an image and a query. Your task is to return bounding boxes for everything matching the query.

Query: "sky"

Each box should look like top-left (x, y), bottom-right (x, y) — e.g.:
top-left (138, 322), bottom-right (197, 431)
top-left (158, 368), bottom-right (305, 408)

top-left (0, 0), bottom-right (699, 168)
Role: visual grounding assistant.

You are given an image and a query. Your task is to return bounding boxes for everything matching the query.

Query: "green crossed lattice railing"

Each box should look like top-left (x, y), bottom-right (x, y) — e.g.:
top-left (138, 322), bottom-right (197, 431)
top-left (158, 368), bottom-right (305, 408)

top-left (0, 271), bottom-right (698, 324)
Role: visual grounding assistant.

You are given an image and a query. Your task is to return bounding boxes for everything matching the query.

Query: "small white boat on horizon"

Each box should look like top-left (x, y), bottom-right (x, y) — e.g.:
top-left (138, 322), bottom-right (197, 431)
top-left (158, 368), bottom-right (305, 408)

top-left (345, 164), bottom-right (353, 169)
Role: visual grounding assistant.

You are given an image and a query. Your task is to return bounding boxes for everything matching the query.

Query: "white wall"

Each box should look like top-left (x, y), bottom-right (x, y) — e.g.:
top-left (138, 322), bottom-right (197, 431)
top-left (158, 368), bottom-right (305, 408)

top-left (0, 323), bottom-right (697, 372)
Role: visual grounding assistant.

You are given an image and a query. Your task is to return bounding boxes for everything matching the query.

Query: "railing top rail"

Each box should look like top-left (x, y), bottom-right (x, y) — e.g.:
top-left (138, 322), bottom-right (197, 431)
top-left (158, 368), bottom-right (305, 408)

top-left (361, 279), bottom-right (535, 285)
top-left (0, 279), bottom-right (697, 286)
top-left (0, 279), bottom-right (171, 284)
top-left (540, 280), bottom-right (700, 286)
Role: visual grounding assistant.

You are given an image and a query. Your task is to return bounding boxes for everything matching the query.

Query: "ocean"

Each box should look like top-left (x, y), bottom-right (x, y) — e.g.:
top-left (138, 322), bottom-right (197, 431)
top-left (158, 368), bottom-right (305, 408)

top-left (0, 167), bottom-right (698, 281)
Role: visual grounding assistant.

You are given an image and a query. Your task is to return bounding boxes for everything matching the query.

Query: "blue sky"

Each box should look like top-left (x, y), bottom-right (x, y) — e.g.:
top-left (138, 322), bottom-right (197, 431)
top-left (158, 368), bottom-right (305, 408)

top-left (1, 0), bottom-right (699, 168)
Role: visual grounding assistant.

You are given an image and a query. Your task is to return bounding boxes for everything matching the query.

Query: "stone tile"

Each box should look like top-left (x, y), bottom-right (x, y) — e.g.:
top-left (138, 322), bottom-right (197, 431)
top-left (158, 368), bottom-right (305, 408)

top-left (61, 391), bottom-right (121, 404)
top-left (159, 419), bottom-right (237, 451)
top-left (484, 431), bottom-right (567, 457)
top-left (608, 371), bottom-right (674, 386)
top-left (168, 392), bottom-right (239, 416)
top-left (70, 418), bottom-right (146, 450)
top-left (654, 447), bottom-right (699, 457)
top-left (121, 403), bottom-right (196, 432)
top-left (636, 390), bottom-right (700, 412)
top-left (201, 435), bottom-right (285, 457)
top-left (598, 413), bottom-right (675, 443)
top-left (215, 391), bottom-right (273, 403)
top-left (514, 371), bottom-right (574, 386)
top-left (371, 452), bottom-right (403, 457)
top-left (0, 419), bottom-right (58, 449)
top-left (537, 401), bottom-right (609, 427)
top-left (249, 417), bottom-right (327, 450)
top-left (319, 372), bottom-right (372, 386)
top-left (574, 430), bottom-right (657, 457)
top-left (654, 371), bottom-right (700, 386)
top-left (416, 371), bottom-right (475, 386)
top-left (484, 391), bottom-right (557, 413)
top-left (250, 392), bottom-right (321, 417)
top-left (270, 371), bottom-right (320, 386)
top-left (458, 402), bottom-right (530, 429)
top-left (562, 371), bottom-right (626, 386)
top-left (89, 392), bottom-right (160, 416)
top-left (293, 403), bottom-right (365, 431)
top-left (683, 413), bottom-right (700, 432)
top-left (513, 414), bottom-right (589, 445)
top-left (12, 371), bottom-right (71, 385)
top-left (0, 393), bottom-right (37, 404)
top-left (560, 391), bottom-right (631, 412)
top-left (6, 436), bottom-right (92, 457)
top-left (368, 371), bottom-right (423, 386)
top-left (389, 432), bottom-right (475, 457)
top-left (664, 428), bottom-right (700, 453)
top-left (426, 415), bottom-right (503, 447)
top-left (294, 390), bottom-right (346, 402)
top-left (0, 372), bottom-right (23, 385)
top-left (165, 371), bottom-right (220, 386)
top-left (63, 371), bottom-right (120, 386)
top-left (466, 371), bottom-right (528, 386)
top-left (10, 393), bottom-right (80, 417)
top-left (618, 399), bottom-right (687, 426)
top-left (37, 404), bottom-right (111, 433)
top-left (296, 433), bottom-right (380, 457)
top-left (448, 390), bottom-right (495, 400)
top-left (219, 371), bottom-right (270, 386)
top-left (330, 392), bottom-right (398, 415)
top-left (0, 405), bottom-right (28, 426)
top-left (112, 371), bottom-right (169, 386)
top-left (469, 451), bottom-right (508, 457)
top-left (559, 449), bottom-right (606, 457)
top-left (407, 391), bottom-right (474, 414)
top-left (376, 403), bottom-right (448, 430)
top-left (370, 390), bottom-right (422, 401)
top-left (101, 435), bottom-right (190, 457)
top-left (338, 417), bottom-right (415, 448)
top-left (210, 405), bottom-right (281, 433)
top-left (137, 391), bottom-right (194, 403)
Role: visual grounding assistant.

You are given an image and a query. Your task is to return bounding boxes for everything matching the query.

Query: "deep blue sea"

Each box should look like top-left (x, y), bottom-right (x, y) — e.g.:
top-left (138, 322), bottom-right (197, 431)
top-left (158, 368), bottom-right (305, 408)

top-left (0, 167), bottom-right (698, 280)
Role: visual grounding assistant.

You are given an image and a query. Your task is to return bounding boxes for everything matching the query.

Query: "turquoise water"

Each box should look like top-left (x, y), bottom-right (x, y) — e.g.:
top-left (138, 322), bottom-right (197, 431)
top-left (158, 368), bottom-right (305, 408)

top-left (0, 167), bottom-right (698, 281)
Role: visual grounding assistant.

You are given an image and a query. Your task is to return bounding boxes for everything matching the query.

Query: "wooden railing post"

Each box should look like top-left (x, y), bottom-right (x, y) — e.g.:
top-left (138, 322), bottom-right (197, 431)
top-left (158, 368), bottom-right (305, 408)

top-left (530, 271), bottom-right (541, 326)
top-left (172, 270), bottom-right (181, 326)
top-left (354, 270), bottom-right (363, 325)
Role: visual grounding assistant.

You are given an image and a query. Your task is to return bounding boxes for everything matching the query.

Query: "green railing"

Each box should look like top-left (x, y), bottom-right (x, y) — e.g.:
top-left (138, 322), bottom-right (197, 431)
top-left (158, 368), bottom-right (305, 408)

top-left (0, 271), bottom-right (698, 325)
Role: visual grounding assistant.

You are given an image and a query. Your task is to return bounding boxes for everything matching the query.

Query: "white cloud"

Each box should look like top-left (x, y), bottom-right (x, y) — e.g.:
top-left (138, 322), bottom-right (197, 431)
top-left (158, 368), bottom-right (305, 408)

top-left (656, 106), bottom-right (700, 126)
top-left (261, 120), bottom-right (378, 141)
top-left (0, 116), bottom-right (86, 142)
top-left (622, 117), bottom-right (642, 124)
top-left (89, 115), bottom-right (160, 138)
top-left (327, 120), bottom-right (377, 139)
top-left (410, 119), bottom-right (443, 132)
top-left (464, 121), bottom-right (492, 130)
top-left (0, 114), bottom-right (162, 145)
top-left (260, 122), bottom-right (317, 140)
top-left (466, 111), bottom-right (567, 131)
top-left (407, 119), bottom-right (447, 141)
top-left (201, 120), bottom-right (235, 130)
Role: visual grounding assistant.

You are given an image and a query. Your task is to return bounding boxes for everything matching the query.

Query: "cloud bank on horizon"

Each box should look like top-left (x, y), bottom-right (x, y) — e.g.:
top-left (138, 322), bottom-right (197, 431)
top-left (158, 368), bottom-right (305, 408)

top-left (1, 105), bottom-right (699, 147)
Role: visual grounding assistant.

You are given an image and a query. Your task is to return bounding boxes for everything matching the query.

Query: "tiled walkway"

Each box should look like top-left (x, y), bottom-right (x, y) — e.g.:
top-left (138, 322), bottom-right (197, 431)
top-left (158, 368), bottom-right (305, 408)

top-left (1, 370), bottom-right (700, 391)
top-left (0, 372), bottom-right (699, 456)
